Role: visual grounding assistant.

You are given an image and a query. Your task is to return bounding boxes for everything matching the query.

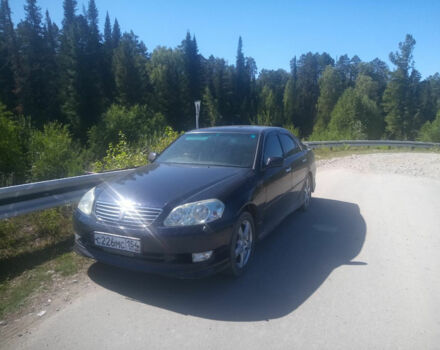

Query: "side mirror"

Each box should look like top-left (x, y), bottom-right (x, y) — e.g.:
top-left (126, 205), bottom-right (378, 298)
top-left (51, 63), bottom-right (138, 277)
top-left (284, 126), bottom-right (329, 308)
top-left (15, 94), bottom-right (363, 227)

top-left (265, 156), bottom-right (283, 168)
top-left (148, 152), bottom-right (157, 162)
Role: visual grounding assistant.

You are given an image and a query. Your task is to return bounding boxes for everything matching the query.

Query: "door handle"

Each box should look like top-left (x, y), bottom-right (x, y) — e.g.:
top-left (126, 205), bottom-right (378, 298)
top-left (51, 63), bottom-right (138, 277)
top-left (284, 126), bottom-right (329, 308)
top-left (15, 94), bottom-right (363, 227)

top-left (285, 167), bottom-right (291, 173)
top-left (302, 158), bottom-right (307, 163)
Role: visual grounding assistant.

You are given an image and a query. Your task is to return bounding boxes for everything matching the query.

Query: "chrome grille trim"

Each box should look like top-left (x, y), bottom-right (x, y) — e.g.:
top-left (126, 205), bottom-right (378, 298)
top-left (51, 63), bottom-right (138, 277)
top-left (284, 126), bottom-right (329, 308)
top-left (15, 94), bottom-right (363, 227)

top-left (94, 201), bottom-right (162, 227)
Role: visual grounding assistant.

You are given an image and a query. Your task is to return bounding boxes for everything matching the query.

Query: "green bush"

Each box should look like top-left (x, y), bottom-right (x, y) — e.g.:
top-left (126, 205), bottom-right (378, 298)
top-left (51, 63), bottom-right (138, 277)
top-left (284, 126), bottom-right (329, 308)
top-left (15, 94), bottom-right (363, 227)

top-left (92, 132), bottom-right (147, 171)
top-left (418, 110), bottom-right (440, 142)
top-left (0, 207), bottom-right (73, 260)
top-left (93, 126), bottom-right (181, 172)
top-left (29, 122), bottom-right (84, 181)
top-left (0, 104), bottom-right (30, 186)
top-left (282, 123), bottom-right (301, 138)
top-left (88, 104), bottom-right (167, 158)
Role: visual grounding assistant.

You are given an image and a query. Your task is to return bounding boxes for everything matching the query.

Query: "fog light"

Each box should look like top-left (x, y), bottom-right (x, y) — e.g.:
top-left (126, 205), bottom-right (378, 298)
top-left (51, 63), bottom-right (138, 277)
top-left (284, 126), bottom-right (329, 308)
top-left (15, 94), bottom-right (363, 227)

top-left (192, 251), bottom-right (213, 263)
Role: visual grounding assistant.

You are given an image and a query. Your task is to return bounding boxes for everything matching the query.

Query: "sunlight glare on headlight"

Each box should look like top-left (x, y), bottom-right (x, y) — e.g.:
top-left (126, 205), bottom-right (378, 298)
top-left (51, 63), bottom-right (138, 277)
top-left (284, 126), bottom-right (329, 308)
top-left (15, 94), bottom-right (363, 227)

top-left (164, 199), bottom-right (225, 227)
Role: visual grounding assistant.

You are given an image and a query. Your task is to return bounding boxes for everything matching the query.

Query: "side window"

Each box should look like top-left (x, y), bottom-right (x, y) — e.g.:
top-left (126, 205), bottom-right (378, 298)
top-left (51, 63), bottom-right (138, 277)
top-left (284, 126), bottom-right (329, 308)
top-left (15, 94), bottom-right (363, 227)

top-left (279, 134), bottom-right (300, 157)
top-left (263, 133), bottom-right (283, 165)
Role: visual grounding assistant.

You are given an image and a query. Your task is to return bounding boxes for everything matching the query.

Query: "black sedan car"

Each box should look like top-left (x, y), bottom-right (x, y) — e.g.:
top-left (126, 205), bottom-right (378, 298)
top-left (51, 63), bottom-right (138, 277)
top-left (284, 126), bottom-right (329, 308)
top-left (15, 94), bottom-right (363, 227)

top-left (73, 126), bottom-right (316, 278)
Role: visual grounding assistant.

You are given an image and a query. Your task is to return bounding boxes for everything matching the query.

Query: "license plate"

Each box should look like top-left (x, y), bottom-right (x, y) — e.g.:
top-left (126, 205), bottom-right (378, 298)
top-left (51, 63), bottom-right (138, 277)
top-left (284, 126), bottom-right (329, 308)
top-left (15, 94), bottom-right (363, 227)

top-left (94, 232), bottom-right (141, 254)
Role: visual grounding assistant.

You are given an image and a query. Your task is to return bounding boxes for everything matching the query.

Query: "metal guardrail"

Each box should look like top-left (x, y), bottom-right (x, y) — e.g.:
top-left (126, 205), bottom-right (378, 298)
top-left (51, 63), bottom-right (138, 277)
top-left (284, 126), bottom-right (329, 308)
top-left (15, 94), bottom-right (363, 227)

top-left (0, 140), bottom-right (439, 219)
top-left (0, 168), bottom-right (136, 219)
top-left (305, 140), bottom-right (440, 149)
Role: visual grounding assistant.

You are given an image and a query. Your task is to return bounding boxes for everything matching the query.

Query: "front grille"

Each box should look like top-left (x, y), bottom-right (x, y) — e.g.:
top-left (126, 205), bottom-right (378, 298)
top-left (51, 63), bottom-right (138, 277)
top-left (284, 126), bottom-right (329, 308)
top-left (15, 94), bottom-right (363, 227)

top-left (94, 201), bottom-right (162, 227)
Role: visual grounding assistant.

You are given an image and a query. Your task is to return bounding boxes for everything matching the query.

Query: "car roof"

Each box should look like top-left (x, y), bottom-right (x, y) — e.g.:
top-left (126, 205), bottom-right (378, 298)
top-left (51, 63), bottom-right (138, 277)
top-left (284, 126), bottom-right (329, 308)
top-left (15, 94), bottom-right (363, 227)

top-left (186, 125), bottom-right (286, 134)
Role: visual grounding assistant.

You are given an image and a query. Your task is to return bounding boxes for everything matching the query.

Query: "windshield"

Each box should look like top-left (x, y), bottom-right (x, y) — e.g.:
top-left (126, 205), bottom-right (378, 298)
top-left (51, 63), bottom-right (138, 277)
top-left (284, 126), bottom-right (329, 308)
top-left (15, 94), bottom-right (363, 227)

top-left (156, 132), bottom-right (258, 167)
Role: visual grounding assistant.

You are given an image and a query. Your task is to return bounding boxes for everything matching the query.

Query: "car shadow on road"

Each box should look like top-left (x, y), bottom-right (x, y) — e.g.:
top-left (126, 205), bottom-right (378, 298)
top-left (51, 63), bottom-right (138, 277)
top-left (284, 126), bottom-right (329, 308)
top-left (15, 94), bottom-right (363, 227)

top-left (87, 197), bottom-right (366, 321)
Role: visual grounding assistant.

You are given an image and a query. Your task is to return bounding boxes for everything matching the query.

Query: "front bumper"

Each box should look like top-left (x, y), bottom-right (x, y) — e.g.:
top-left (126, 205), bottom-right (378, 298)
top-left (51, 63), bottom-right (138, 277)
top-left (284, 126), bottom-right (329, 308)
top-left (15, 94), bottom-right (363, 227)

top-left (73, 210), bottom-right (233, 278)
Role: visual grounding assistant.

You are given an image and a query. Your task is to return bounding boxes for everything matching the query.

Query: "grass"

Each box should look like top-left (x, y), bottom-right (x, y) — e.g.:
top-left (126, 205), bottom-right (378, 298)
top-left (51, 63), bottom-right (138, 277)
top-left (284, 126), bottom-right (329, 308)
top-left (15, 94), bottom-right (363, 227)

top-left (0, 206), bottom-right (91, 320)
top-left (0, 252), bottom-right (89, 319)
top-left (312, 145), bottom-right (440, 160)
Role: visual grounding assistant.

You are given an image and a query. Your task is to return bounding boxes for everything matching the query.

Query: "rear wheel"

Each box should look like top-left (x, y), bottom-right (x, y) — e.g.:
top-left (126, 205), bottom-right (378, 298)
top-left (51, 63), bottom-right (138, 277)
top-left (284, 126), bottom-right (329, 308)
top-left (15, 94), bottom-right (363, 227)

top-left (300, 175), bottom-right (312, 211)
top-left (226, 212), bottom-right (255, 277)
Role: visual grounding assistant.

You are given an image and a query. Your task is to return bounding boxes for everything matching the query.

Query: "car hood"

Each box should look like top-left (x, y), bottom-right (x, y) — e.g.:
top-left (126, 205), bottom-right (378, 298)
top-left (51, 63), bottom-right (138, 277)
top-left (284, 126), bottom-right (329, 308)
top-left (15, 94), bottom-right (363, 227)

top-left (95, 162), bottom-right (250, 209)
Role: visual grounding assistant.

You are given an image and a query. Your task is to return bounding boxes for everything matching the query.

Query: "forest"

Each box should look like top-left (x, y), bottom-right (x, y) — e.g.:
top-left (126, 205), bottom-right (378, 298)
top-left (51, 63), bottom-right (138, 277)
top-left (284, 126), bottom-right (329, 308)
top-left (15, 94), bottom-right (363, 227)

top-left (1, 0), bottom-right (440, 187)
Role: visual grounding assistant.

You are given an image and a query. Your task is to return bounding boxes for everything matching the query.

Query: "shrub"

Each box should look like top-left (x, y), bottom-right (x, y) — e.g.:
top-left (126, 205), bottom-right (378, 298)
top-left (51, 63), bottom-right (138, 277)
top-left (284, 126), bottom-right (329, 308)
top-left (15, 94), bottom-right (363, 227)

top-left (92, 132), bottom-right (147, 171)
top-left (283, 123), bottom-right (301, 138)
top-left (0, 104), bottom-right (29, 186)
top-left (93, 126), bottom-right (181, 172)
top-left (88, 104), bottom-right (167, 158)
top-left (418, 110), bottom-right (440, 142)
top-left (0, 206), bottom-right (73, 260)
top-left (29, 122), bottom-right (84, 181)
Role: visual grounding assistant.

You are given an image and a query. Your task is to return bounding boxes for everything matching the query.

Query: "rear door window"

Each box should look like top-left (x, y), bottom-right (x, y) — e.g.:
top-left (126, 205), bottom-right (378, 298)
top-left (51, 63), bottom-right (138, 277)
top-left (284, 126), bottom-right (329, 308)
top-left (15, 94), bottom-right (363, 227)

top-left (263, 133), bottom-right (283, 165)
top-left (279, 134), bottom-right (300, 157)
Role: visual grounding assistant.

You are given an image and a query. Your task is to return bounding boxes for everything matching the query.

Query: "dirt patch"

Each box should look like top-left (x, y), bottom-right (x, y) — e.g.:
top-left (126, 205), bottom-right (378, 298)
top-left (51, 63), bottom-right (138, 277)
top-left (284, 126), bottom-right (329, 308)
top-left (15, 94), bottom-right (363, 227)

top-left (0, 254), bottom-right (93, 340)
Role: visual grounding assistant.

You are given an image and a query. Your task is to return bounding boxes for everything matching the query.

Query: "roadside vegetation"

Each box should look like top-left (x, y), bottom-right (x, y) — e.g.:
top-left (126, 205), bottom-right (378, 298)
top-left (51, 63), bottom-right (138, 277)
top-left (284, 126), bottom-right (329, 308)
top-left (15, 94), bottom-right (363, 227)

top-left (0, 206), bottom-right (91, 319)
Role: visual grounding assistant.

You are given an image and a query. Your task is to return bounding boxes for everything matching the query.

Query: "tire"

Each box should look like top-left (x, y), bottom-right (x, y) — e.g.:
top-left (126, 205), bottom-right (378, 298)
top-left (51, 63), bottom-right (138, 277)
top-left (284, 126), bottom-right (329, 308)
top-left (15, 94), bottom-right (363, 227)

top-left (225, 211), bottom-right (256, 277)
top-left (300, 174), bottom-right (312, 211)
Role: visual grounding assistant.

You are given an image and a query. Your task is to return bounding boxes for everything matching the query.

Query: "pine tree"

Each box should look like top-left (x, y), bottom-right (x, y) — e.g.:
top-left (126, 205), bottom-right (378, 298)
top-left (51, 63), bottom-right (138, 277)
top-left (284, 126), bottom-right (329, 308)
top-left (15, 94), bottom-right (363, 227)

top-left (295, 52), bottom-right (334, 136)
top-left (113, 31), bottom-right (149, 107)
top-left (103, 12), bottom-right (112, 47)
top-left (102, 12), bottom-right (114, 103)
top-left (235, 36), bottom-right (247, 123)
top-left (257, 69), bottom-right (289, 126)
top-left (283, 57), bottom-right (298, 129)
top-left (314, 66), bottom-right (345, 133)
top-left (179, 32), bottom-right (202, 127)
top-left (149, 46), bottom-right (185, 129)
top-left (383, 34), bottom-right (421, 139)
top-left (16, 0), bottom-right (50, 124)
top-left (59, 0), bottom-right (80, 132)
top-left (0, 0), bottom-right (18, 109)
top-left (43, 10), bottom-right (61, 121)
top-left (81, 0), bottom-right (104, 127)
top-left (112, 18), bottom-right (121, 48)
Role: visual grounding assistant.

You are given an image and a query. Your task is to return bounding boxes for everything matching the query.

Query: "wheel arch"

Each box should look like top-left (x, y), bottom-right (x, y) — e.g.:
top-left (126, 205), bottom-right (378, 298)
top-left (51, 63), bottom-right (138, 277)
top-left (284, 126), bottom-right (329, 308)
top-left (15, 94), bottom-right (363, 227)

top-left (239, 202), bottom-right (260, 237)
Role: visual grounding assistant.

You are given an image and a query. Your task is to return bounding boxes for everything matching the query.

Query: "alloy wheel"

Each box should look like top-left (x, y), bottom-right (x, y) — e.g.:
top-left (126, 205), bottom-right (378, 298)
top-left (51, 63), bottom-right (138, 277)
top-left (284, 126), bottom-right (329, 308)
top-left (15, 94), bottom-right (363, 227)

top-left (303, 176), bottom-right (312, 209)
top-left (234, 219), bottom-right (253, 269)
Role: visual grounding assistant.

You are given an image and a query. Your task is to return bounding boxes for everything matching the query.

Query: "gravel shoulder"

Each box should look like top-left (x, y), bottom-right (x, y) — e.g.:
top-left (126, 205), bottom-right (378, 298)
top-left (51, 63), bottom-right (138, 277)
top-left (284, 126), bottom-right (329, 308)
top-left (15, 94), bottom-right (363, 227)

top-left (317, 152), bottom-right (440, 180)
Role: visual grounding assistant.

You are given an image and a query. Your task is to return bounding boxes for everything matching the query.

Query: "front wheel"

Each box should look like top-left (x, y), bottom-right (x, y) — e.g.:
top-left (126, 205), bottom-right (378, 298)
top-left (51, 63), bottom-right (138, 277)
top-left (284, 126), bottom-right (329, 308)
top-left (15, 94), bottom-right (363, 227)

top-left (225, 212), bottom-right (255, 277)
top-left (300, 174), bottom-right (312, 211)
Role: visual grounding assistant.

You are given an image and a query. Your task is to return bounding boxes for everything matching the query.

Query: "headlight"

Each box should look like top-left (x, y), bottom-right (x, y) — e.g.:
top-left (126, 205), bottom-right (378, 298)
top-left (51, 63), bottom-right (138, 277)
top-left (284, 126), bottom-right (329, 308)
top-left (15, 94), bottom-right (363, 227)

top-left (77, 187), bottom-right (95, 215)
top-left (164, 199), bottom-right (225, 227)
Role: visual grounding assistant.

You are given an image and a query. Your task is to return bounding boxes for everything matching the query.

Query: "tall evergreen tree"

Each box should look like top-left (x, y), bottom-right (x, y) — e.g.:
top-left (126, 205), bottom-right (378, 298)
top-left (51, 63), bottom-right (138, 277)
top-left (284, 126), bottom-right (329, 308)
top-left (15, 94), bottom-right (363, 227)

top-left (113, 31), bottom-right (149, 107)
top-left (0, 0), bottom-right (18, 109)
top-left (383, 34), bottom-right (421, 139)
top-left (257, 69), bottom-right (289, 126)
top-left (16, 0), bottom-right (50, 124)
top-left (235, 36), bottom-right (250, 123)
top-left (42, 10), bottom-right (61, 121)
top-left (59, 0), bottom-right (81, 132)
top-left (295, 52), bottom-right (334, 136)
top-left (149, 46), bottom-right (185, 129)
top-left (103, 12), bottom-right (111, 47)
top-left (81, 0), bottom-right (104, 126)
top-left (202, 56), bottom-right (235, 125)
top-left (180, 32), bottom-right (202, 125)
top-left (112, 18), bottom-right (121, 48)
top-left (102, 12), bottom-right (114, 103)
top-left (283, 56), bottom-right (298, 128)
top-left (314, 66), bottom-right (345, 133)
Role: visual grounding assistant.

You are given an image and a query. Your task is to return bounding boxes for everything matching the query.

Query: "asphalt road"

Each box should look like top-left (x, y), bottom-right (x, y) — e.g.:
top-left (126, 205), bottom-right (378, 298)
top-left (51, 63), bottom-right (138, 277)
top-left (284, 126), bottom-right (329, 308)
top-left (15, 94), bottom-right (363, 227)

top-left (3, 156), bottom-right (440, 349)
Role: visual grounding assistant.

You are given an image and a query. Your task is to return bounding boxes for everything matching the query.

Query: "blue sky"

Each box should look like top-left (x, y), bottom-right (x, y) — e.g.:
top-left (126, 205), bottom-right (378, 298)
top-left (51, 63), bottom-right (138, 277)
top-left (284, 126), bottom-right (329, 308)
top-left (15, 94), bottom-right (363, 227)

top-left (10, 0), bottom-right (440, 78)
